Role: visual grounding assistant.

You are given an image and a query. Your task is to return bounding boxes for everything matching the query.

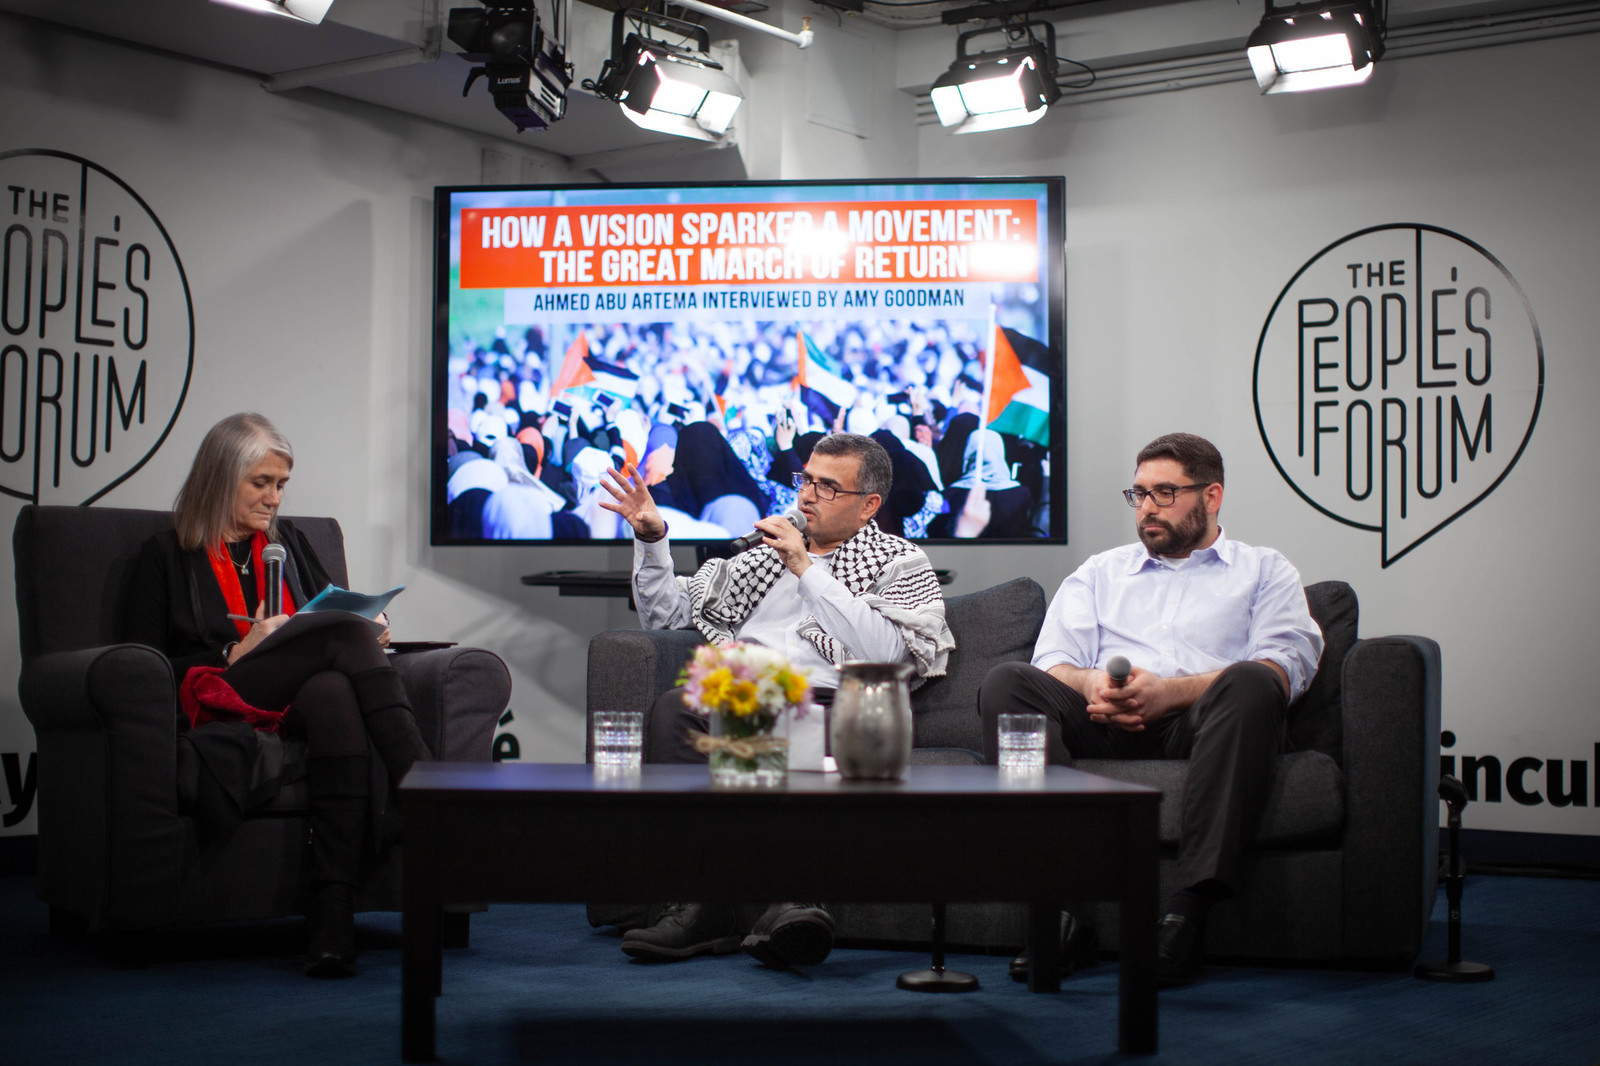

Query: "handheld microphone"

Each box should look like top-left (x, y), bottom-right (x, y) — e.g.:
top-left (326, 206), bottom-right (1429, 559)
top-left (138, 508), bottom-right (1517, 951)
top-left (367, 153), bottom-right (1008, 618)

top-left (1105, 655), bottom-right (1131, 687)
top-left (261, 543), bottom-right (286, 617)
top-left (731, 509), bottom-right (806, 553)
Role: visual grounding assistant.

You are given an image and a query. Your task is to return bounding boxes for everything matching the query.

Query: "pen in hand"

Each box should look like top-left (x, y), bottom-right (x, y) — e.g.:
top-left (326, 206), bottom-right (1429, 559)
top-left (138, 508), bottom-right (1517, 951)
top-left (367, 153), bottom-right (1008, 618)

top-left (226, 613), bottom-right (262, 624)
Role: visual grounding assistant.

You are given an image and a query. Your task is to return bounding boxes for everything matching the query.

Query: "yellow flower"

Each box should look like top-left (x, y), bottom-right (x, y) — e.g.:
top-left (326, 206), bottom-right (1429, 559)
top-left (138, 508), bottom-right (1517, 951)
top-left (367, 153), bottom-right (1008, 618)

top-left (779, 670), bottom-right (809, 704)
top-left (700, 668), bottom-right (733, 710)
top-left (727, 680), bottom-right (759, 717)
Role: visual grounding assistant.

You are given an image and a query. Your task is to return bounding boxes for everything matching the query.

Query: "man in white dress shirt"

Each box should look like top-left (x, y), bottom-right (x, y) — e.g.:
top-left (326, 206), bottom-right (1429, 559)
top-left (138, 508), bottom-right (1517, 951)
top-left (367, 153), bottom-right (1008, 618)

top-left (596, 431), bottom-right (954, 968)
top-left (978, 432), bottom-right (1323, 987)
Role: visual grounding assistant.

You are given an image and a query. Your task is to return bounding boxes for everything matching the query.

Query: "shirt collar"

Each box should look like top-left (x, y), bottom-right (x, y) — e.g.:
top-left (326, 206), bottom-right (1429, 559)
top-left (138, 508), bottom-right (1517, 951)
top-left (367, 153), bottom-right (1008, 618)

top-left (1128, 527), bottom-right (1232, 573)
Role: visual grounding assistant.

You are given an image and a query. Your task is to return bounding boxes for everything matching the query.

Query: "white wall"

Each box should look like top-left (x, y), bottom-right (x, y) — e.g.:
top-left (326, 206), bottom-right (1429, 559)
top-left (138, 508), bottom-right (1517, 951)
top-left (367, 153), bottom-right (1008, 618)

top-left (912, 33), bottom-right (1600, 836)
top-left (0, 22), bottom-right (629, 836)
top-left (2, 12), bottom-right (1597, 842)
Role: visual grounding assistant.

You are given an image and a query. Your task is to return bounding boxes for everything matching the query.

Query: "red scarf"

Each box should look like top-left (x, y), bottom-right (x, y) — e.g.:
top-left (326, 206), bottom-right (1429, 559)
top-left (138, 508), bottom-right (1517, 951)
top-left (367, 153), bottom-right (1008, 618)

top-left (183, 531), bottom-right (299, 735)
top-left (206, 531), bottom-right (298, 638)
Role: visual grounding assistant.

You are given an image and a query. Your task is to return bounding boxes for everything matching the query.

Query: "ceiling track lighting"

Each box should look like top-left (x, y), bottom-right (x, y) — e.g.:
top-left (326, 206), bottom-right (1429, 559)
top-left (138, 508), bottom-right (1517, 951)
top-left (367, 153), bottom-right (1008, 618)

top-left (930, 20), bottom-right (1061, 135)
top-left (584, 9), bottom-right (745, 142)
top-left (210, 0), bottom-right (336, 25)
top-left (448, 1), bottom-right (573, 133)
top-left (1246, 0), bottom-right (1387, 94)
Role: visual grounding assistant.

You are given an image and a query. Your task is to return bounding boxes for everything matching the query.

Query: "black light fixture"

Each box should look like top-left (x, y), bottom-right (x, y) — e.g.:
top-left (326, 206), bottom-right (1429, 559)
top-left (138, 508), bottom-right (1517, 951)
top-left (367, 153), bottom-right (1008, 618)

top-left (930, 21), bottom-right (1060, 135)
top-left (211, 0), bottom-right (335, 24)
top-left (448, 1), bottom-right (573, 133)
top-left (586, 9), bottom-right (743, 142)
top-left (1246, 0), bottom-right (1386, 94)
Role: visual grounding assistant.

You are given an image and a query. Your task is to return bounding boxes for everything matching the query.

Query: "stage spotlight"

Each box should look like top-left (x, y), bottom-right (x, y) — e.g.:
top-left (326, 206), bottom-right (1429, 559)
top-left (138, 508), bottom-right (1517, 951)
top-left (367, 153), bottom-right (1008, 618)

top-left (1246, 0), bottom-right (1386, 93)
top-left (930, 21), bottom-right (1060, 134)
top-left (586, 10), bottom-right (743, 142)
top-left (449, 1), bottom-right (572, 133)
top-left (211, 0), bottom-right (335, 24)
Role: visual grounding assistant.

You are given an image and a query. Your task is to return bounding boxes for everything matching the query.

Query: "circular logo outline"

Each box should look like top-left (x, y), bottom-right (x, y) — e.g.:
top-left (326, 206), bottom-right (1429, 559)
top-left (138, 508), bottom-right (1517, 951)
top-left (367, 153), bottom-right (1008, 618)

top-left (1252, 222), bottom-right (1544, 564)
top-left (0, 148), bottom-right (194, 506)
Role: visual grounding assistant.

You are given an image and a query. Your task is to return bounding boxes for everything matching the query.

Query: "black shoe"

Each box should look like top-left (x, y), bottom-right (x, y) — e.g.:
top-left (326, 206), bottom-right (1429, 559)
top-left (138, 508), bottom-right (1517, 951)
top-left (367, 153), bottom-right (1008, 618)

top-left (587, 902), bottom-right (653, 931)
top-left (1155, 912), bottom-right (1205, 987)
top-left (1009, 909), bottom-right (1099, 982)
top-left (304, 883), bottom-right (357, 978)
top-left (620, 903), bottom-right (740, 961)
top-left (741, 903), bottom-right (835, 968)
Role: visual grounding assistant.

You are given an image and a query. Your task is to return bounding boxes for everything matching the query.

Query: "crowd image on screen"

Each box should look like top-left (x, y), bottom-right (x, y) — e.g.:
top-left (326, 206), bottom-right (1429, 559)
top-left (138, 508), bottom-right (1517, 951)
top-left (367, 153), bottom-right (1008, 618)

top-left (440, 296), bottom-right (1054, 543)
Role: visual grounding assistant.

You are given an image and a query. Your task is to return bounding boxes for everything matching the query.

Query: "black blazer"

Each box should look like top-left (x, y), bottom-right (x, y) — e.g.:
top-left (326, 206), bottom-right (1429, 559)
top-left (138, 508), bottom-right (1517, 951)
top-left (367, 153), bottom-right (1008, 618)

top-left (125, 518), bottom-right (334, 679)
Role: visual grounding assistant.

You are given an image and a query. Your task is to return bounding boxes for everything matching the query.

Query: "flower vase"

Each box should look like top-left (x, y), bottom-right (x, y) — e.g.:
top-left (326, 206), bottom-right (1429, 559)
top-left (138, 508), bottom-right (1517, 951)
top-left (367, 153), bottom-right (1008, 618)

top-left (707, 708), bottom-right (788, 789)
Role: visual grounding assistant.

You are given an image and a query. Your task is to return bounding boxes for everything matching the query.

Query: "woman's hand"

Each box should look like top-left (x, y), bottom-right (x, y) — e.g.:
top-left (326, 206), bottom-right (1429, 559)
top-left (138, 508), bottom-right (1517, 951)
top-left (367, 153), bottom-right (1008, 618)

top-left (228, 602), bottom-right (289, 664)
top-left (375, 611), bottom-right (391, 648)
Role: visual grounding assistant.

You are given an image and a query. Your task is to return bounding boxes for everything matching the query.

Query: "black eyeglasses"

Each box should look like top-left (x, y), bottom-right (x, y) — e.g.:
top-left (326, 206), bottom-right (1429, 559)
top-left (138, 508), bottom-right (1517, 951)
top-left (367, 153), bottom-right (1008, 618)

top-left (793, 473), bottom-right (870, 501)
top-left (1122, 483), bottom-right (1210, 508)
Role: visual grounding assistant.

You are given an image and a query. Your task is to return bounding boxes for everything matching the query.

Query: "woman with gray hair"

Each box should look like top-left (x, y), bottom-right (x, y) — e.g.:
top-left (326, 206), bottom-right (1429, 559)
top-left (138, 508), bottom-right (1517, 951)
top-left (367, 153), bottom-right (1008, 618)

top-left (126, 413), bottom-right (429, 978)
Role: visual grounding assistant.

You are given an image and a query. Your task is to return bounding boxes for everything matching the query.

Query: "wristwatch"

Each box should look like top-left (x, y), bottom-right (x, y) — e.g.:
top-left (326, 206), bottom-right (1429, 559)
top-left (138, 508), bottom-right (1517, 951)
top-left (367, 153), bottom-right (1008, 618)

top-left (222, 641), bottom-right (238, 665)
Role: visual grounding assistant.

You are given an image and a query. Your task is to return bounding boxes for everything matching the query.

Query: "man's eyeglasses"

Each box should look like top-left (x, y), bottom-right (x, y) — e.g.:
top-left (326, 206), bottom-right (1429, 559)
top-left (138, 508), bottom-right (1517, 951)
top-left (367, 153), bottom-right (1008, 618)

top-left (1122, 483), bottom-right (1210, 508)
top-left (793, 473), bottom-right (870, 501)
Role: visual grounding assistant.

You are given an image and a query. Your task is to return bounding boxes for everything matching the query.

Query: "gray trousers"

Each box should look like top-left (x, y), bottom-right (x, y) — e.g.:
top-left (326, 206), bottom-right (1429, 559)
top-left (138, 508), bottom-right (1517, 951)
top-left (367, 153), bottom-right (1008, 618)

top-left (976, 660), bottom-right (1286, 894)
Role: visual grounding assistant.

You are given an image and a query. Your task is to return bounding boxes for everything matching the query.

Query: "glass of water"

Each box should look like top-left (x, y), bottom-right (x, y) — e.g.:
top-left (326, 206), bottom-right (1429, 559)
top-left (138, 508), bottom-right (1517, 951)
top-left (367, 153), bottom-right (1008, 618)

top-left (592, 711), bottom-right (644, 769)
top-left (996, 713), bottom-right (1047, 772)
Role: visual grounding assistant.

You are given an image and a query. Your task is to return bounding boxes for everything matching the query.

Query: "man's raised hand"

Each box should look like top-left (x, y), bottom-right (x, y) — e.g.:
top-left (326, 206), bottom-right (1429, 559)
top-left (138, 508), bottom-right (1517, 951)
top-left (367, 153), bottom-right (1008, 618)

top-left (598, 463), bottom-right (668, 541)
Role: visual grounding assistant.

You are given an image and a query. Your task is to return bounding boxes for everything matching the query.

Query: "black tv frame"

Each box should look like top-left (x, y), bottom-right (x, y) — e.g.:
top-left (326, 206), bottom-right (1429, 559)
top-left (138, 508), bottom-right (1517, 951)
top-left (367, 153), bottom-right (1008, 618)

top-left (430, 175), bottom-right (1067, 548)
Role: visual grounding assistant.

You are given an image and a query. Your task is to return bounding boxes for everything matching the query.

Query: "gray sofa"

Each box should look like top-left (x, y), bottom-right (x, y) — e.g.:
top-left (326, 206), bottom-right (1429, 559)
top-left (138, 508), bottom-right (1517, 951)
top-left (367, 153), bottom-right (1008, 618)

top-left (586, 575), bottom-right (1441, 964)
top-left (13, 505), bottom-right (511, 945)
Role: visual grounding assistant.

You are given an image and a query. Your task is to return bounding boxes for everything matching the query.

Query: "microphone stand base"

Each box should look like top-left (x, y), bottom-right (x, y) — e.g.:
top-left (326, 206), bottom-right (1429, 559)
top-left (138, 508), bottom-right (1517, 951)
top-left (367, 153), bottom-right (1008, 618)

top-left (896, 967), bottom-right (980, 993)
top-left (1414, 959), bottom-right (1494, 982)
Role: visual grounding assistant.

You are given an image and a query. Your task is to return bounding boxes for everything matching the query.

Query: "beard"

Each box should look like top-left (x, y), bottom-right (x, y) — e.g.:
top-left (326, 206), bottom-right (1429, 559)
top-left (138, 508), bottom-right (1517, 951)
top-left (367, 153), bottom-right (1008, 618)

top-left (1137, 495), bottom-right (1209, 556)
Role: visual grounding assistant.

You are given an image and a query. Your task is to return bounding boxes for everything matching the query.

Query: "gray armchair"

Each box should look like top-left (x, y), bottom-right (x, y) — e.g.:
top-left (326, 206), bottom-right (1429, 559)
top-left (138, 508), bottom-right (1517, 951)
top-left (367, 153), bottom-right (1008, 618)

top-left (585, 576), bottom-right (1442, 964)
top-left (13, 505), bottom-right (511, 943)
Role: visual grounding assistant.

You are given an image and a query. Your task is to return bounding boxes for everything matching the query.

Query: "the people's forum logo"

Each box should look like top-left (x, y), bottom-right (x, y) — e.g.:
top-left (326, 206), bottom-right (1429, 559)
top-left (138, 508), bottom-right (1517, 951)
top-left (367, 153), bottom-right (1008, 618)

top-left (1253, 225), bottom-right (1543, 567)
top-left (0, 150), bottom-right (192, 505)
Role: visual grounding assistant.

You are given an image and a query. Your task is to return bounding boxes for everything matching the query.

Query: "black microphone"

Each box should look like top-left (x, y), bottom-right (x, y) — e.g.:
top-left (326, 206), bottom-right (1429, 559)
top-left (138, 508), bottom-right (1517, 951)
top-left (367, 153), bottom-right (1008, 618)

top-left (261, 543), bottom-right (286, 617)
top-left (731, 509), bottom-right (806, 553)
top-left (1105, 654), bottom-right (1131, 687)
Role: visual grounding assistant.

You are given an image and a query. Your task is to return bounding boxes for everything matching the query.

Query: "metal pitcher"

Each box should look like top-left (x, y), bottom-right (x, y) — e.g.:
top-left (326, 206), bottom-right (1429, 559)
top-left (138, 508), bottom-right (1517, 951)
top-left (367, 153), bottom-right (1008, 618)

top-left (830, 661), bottom-right (914, 781)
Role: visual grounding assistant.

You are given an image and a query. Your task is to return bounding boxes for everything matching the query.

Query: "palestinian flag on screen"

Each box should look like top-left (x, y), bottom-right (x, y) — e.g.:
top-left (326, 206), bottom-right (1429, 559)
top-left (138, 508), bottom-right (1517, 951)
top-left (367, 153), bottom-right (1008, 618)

top-left (791, 331), bottom-right (855, 426)
top-left (985, 326), bottom-right (1052, 446)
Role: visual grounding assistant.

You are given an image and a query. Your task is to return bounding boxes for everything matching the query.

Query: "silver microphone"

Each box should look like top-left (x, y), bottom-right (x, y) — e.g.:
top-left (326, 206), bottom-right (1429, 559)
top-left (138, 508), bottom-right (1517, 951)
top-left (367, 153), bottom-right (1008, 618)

top-left (731, 509), bottom-right (806, 553)
top-left (1106, 655), bottom-right (1131, 687)
top-left (261, 543), bottom-right (286, 616)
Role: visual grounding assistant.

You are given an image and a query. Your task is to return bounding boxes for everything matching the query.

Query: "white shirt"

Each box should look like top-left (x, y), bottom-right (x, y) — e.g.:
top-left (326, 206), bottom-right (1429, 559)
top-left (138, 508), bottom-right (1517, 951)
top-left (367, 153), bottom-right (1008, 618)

top-left (632, 535), bottom-right (908, 690)
top-left (1031, 532), bottom-right (1324, 702)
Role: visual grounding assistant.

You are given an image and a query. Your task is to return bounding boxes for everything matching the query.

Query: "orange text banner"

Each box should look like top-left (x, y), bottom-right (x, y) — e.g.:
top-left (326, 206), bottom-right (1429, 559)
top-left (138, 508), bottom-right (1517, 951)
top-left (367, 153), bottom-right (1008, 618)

top-left (458, 199), bottom-right (1040, 289)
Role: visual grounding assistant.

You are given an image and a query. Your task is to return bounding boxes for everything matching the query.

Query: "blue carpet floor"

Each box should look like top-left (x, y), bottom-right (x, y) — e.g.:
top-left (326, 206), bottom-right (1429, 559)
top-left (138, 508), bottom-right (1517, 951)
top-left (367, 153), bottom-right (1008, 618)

top-left (1, 873), bottom-right (1596, 1064)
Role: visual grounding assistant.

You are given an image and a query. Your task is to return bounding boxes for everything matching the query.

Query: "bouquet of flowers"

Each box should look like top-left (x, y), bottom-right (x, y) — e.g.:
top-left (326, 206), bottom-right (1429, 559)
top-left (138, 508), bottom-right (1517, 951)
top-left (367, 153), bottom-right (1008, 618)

top-left (683, 642), bottom-right (811, 785)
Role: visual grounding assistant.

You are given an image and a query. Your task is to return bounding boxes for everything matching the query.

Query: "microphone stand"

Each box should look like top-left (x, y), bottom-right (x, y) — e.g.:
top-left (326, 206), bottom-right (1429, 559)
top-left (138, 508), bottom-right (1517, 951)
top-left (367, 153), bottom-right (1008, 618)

top-left (1415, 775), bottom-right (1494, 982)
top-left (897, 903), bottom-right (979, 993)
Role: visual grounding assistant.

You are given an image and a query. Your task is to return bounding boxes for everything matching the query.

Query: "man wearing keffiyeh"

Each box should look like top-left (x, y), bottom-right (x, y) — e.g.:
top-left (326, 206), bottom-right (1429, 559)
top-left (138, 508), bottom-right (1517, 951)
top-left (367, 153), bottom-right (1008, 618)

top-left (594, 431), bottom-right (955, 970)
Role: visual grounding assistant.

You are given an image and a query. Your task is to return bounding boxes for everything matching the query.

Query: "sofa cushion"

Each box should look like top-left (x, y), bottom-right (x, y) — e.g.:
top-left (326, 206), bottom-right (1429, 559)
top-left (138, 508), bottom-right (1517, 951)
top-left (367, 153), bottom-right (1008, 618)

top-left (910, 576), bottom-right (1046, 751)
top-left (1075, 749), bottom-right (1345, 848)
top-left (1287, 580), bottom-right (1359, 766)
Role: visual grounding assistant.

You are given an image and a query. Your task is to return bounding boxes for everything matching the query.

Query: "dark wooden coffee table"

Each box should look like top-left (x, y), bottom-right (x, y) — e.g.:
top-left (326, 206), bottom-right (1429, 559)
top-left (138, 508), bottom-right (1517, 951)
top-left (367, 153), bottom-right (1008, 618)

top-left (400, 762), bottom-right (1161, 1061)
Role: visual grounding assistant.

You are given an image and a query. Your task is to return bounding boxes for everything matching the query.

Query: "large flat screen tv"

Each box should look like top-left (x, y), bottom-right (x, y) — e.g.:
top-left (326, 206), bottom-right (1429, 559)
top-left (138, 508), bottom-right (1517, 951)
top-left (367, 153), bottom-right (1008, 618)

top-left (431, 177), bottom-right (1065, 546)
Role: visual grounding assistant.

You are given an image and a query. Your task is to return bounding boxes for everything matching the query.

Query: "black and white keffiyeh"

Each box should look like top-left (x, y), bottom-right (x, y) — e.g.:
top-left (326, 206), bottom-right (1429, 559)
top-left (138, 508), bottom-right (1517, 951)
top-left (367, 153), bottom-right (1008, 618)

top-left (686, 520), bottom-right (953, 685)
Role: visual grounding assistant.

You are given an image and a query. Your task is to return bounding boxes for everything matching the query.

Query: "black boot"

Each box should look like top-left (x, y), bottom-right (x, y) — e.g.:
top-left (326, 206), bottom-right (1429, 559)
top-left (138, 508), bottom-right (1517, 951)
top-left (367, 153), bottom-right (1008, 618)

top-left (349, 667), bottom-right (431, 782)
top-left (304, 753), bottom-right (367, 978)
top-left (1009, 908), bottom-right (1099, 982)
top-left (620, 903), bottom-right (740, 961)
top-left (305, 882), bottom-right (357, 978)
top-left (741, 903), bottom-right (834, 968)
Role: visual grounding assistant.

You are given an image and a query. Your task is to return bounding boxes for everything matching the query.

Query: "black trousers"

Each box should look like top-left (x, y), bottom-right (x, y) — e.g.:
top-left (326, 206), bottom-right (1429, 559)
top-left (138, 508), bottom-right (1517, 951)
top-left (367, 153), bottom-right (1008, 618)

top-left (224, 618), bottom-right (392, 757)
top-left (976, 660), bottom-right (1286, 893)
top-left (220, 619), bottom-right (410, 887)
top-left (648, 685), bottom-right (836, 764)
